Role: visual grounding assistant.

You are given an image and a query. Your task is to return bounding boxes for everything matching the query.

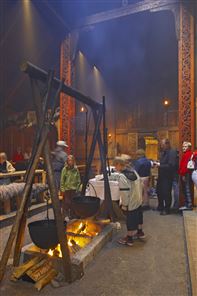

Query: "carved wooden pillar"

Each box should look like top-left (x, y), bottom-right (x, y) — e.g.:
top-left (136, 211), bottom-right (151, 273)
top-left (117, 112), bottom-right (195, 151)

top-left (178, 4), bottom-right (195, 148)
top-left (60, 34), bottom-right (75, 154)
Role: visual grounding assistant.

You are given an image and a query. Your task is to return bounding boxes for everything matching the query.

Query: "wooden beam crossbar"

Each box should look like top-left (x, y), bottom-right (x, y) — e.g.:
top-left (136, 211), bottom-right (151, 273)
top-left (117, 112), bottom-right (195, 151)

top-left (21, 61), bottom-right (101, 110)
top-left (76, 0), bottom-right (179, 29)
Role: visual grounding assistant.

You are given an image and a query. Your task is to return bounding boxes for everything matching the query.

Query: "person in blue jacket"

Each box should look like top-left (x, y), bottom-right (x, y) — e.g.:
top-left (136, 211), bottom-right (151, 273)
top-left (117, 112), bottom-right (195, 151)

top-left (134, 149), bottom-right (152, 209)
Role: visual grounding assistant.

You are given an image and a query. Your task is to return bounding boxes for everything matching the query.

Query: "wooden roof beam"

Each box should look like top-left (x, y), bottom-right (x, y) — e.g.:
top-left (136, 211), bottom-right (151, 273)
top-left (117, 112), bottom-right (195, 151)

top-left (76, 0), bottom-right (179, 29)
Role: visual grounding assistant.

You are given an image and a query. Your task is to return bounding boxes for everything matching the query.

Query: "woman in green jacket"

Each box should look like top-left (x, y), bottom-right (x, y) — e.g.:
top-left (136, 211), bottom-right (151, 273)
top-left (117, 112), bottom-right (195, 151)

top-left (60, 155), bottom-right (81, 220)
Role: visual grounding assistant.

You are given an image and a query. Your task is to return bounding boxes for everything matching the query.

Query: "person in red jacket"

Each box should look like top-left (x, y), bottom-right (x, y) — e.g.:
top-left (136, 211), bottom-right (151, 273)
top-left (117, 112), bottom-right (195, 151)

top-left (12, 146), bottom-right (24, 162)
top-left (178, 141), bottom-right (193, 210)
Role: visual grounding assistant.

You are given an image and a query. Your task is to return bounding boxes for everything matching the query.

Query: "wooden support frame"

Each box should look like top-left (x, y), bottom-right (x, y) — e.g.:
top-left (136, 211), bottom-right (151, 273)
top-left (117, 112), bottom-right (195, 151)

top-left (0, 61), bottom-right (114, 282)
top-left (0, 71), bottom-right (72, 283)
top-left (76, 0), bottom-right (179, 29)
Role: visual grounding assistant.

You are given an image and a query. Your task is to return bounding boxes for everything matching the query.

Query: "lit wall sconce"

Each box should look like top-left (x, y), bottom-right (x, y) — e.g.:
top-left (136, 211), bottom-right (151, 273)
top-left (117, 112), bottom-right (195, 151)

top-left (162, 97), bottom-right (171, 126)
top-left (162, 98), bottom-right (171, 107)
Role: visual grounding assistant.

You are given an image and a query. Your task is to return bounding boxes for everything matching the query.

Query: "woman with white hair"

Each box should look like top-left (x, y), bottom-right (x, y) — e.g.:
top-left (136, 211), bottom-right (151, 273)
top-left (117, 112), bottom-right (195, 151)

top-left (178, 142), bottom-right (193, 210)
top-left (0, 152), bottom-right (15, 185)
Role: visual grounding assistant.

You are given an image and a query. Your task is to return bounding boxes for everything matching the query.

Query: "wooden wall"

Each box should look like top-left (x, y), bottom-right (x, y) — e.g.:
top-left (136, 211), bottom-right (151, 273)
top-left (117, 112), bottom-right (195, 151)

top-left (0, 125), bottom-right (57, 161)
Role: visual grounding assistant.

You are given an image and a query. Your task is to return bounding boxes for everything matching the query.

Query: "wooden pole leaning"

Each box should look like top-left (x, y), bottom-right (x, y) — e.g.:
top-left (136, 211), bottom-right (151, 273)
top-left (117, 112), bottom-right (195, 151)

top-left (13, 72), bottom-right (55, 267)
top-left (43, 143), bottom-right (72, 282)
top-left (81, 106), bottom-right (103, 195)
top-left (92, 109), bottom-right (115, 222)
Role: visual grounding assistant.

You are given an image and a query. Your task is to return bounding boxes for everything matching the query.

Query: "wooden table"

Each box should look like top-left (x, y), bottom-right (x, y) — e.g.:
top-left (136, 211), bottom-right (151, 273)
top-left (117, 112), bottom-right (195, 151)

top-left (88, 178), bottom-right (120, 201)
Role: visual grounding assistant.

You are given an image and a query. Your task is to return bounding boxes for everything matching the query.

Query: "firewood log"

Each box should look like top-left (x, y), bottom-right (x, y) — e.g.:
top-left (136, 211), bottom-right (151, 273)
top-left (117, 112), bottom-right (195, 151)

top-left (26, 259), bottom-right (52, 282)
top-left (11, 256), bottom-right (42, 280)
top-left (34, 269), bottom-right (57, 291)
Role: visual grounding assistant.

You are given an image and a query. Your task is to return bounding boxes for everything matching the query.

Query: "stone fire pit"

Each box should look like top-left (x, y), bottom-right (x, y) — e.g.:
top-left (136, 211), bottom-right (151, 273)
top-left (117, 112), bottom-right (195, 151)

top-left (21, 220), bottom-right (114, 282)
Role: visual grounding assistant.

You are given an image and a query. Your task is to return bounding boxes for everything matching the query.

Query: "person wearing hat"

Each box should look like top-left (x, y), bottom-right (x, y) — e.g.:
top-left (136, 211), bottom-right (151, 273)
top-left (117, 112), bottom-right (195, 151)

top-left (51, 140), bottom-right (68, 190)
top-left (134, 149), bottom-right (152, 209)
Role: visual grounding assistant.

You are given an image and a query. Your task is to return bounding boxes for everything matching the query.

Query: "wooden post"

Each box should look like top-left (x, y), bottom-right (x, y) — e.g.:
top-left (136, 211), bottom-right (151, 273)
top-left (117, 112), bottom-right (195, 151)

top-left (43, 143), bottom-right (72, 282)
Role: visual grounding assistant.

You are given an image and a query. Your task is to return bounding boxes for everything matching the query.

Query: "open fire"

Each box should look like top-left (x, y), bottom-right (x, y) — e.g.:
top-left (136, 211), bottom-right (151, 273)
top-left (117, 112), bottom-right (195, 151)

top-left (19, 218), bottom-right (113, 288)
top-left (47, 220), bottom-right (103, 258)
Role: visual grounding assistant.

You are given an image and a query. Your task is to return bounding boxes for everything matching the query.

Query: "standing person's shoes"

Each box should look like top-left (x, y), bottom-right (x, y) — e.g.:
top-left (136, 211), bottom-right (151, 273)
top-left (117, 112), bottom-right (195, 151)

top-left (118, 236), bottom-right (133, 246)
top-left (160, 209), bottom-right (170, 215)
top-left (136, 229), bottom-right (146, 239)
top-left (133, 229), bottom-right (146, 240)
top-left (171, 207), bottom-right (179, 214)
top-left (179, 206), bottom-right (193, 211)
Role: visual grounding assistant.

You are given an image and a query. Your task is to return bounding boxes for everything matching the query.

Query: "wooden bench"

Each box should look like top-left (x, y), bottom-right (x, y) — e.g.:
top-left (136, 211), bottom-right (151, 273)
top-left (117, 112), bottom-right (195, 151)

top-left (0, 171), bottom-right (47, 215)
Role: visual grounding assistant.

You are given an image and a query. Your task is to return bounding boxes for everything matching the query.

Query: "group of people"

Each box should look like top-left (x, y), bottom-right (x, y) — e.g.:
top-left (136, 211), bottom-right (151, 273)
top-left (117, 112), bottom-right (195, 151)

top-left (108, 138), bottom-right (197, 246)
top-left (133, 139), bottom-right (197, 215)
top-left (12, 146), bottom-right (32, 162)
top-left (51, 141), bottom-right (81, 221)
top-left (157, 139), bottom-right (197, 214)
top-left (1, 137), bottom-right (196, 246)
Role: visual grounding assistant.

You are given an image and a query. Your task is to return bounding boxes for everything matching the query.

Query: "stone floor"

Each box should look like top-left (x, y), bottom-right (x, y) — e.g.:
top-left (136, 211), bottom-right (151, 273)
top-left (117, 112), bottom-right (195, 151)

top-left (0, 205), bottom-right (190, 296)
top-left (183, 210), bottom-right (197, 296)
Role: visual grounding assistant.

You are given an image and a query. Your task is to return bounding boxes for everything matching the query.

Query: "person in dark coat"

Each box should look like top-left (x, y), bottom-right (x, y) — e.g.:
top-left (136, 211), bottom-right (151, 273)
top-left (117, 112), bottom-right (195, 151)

top-left (51, 141), bottom-right (68, 190)
top-left (156, 139), bottom-right (177, 215)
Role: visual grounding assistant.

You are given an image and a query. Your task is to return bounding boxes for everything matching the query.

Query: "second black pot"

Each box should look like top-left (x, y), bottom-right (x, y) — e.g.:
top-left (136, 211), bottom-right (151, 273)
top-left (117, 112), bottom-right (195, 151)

top-left (71, 195), bottom-right (100, 218)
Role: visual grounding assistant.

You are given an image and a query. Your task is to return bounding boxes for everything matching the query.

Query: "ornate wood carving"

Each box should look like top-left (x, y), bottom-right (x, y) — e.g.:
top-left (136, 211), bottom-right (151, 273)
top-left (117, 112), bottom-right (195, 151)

top-left (178, 4), bottom-right (195, 147)
top-left (60, 34), bottom-right (75, 154)
top-left (128, 133), bottom-right (138, 154)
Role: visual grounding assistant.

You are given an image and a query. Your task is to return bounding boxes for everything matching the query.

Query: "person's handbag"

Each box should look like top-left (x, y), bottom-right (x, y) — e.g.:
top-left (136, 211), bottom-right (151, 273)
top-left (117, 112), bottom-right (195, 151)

top-left (187, 154), bottom-right (195, 170)
top-left (192, 170), bottom-right (197, 187)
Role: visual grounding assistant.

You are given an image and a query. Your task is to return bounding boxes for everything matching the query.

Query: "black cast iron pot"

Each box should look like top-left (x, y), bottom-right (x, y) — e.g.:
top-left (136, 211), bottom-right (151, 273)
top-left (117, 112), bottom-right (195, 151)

top-left (28, 219), bottom-right (67, 250)
top-left (71, 195), bottom-right (100, 218)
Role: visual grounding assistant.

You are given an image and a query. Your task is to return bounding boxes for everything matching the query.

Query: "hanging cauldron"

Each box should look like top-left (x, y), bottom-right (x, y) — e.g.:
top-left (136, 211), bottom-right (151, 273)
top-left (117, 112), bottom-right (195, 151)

top-left (71, 195), bottom-right (100, 218)
top-left (28, 219), bottom-right (67, 250)
top-left (28, 193), bottom-right (67, 250)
